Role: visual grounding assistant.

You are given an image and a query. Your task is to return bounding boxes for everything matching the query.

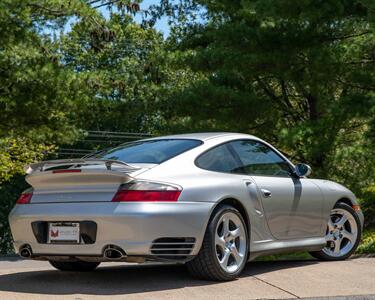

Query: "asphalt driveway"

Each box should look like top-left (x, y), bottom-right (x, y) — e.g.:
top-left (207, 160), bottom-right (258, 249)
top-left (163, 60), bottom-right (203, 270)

top-left (0, 257), bottom-right (374, 299)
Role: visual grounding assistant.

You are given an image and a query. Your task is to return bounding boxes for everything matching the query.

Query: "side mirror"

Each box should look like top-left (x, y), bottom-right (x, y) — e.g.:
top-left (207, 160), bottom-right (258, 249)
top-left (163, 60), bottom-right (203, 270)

top-left (294, 163), bottom-right (312, 177)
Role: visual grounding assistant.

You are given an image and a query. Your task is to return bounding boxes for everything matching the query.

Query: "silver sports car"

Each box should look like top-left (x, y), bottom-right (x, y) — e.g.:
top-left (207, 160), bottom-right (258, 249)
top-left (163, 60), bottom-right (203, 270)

top-left (9, 132), bottom-right (364, 281)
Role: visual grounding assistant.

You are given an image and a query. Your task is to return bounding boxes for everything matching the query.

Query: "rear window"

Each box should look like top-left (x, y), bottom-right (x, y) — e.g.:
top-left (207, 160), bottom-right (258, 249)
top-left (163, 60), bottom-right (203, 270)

top-left (95, 139), bottom-right (202, 164)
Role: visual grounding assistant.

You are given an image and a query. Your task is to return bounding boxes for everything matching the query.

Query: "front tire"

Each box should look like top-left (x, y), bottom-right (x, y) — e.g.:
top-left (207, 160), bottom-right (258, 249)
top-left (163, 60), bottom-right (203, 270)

top-left (187, 205), bottom-right (249, 281)
top-left (310, 202), bottom-right (361, 261)
top-left (49, 261), bottom-right (100, 272)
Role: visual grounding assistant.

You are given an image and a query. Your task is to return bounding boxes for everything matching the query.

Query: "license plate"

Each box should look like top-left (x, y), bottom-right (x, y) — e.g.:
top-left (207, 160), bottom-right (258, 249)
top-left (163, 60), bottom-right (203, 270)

top-left (48, 222), bottom-right (80, 244)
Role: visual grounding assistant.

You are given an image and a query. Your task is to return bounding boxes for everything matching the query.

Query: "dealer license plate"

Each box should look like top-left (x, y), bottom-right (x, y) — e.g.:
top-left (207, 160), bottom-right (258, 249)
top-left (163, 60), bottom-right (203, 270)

top-left (48, 222), bottom-right (80, 244)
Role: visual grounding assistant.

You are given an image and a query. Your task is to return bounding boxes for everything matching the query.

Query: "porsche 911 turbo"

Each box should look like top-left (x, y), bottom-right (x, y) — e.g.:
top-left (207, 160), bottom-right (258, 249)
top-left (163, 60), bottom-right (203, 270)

top-left (9, 132), bottom-right (364, 280)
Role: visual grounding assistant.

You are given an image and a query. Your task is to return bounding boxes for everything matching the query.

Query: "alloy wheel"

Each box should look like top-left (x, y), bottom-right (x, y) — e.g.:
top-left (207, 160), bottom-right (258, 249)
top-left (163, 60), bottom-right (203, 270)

top-left (322, 208), bottom-right (358, 257)
top-left (215, 212), bottom-right (247, 273)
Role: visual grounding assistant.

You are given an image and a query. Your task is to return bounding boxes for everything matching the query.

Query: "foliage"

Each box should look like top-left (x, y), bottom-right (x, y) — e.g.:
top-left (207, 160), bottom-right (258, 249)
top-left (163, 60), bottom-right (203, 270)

top-left (0, 0), bottom-right (170, 164)
top-left (0, 138), bottom-right (56, 183)
top-left (0, 0), bottom-right (178, 253)
top-left (358, 186), bottom-right (375, 228)
top-left (326, 124), bottom-right (375, 195)
top-left (160, 0), bottom-right (375, 180)
top-left (0, 0), bottom-right (97, 253)
top-left (255, 251), bottom-right (312, 262)
top-left (0, 137), bottom-right (54, 253)
top-left (357, 229), bottom-right (375, 254)
top-left (60, 13), bottom-right (173, 134)
top-left (0, 176), bottom-right (29, 254)
top-left (0, 0), bottom-right (94, 145)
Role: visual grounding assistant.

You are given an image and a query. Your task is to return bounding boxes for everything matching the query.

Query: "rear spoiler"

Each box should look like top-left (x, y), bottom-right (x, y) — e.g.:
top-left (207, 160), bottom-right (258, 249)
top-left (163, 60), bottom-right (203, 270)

top-left (24, 159), bottom-right (139, 175)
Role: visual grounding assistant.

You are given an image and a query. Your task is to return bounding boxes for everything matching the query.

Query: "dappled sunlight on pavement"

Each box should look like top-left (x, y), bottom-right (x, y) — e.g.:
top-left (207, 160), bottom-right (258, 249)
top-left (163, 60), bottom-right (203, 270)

top-left (0, 257), bottom-right (374, 299)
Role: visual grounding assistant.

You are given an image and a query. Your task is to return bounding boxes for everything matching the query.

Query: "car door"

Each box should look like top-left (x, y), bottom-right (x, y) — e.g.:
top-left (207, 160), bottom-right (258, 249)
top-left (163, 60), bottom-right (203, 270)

top-left (229, 139), bottom-right (324, 240)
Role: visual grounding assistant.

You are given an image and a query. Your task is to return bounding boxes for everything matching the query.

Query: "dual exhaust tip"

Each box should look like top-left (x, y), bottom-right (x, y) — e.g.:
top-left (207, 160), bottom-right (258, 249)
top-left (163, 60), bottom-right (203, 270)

top-left (19, 245), bottom-right (32, 258)
top-left (19, 244), bottom-right (126, 260)
top-left (103, 245), bottom-right (126, 260)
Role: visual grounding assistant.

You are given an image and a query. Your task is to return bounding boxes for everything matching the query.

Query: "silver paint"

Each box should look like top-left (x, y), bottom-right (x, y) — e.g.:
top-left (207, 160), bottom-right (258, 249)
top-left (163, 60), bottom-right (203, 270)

top-left (9, 132), bottom-right (364, 263)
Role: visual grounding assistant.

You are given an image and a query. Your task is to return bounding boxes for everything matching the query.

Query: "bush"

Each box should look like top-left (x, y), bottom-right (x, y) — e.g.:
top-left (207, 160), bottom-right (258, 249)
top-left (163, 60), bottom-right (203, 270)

top-left (356, 229), bottom-right (375, 254)
top-left (0, 137), bottom-right (54, 254)
top-left (358, 186), bottom-right (375, 229)
top-left (0, 175), bottom-right (29, 254)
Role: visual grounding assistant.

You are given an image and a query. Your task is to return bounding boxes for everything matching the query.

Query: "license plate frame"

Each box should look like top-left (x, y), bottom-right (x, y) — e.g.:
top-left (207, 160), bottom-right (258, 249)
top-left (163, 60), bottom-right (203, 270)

top-left (47, 222), bottom-right (80, 244)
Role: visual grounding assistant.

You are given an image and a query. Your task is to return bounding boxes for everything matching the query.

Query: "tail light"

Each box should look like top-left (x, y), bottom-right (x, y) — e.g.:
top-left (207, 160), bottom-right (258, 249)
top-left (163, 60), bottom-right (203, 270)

top-left (112, 181), bottom-right (182, 202)
top-left (16, 192), bottom-right (33, 204)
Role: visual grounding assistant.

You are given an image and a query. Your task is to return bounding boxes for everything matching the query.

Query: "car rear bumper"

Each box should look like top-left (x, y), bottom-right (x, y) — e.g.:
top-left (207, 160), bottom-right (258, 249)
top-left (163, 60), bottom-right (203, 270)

top-left (9, 201), bottom-right (215, 260)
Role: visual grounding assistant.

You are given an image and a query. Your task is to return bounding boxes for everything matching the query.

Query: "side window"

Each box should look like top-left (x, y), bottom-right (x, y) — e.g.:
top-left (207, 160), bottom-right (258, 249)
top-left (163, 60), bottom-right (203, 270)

top-left (230, 140), bottom-right (292, 177)
top-left (196, 143), bottom-right (241, 173)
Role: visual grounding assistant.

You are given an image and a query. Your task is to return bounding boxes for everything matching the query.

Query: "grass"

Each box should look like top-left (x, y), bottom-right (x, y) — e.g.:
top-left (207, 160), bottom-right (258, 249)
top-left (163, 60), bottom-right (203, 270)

top-left (356, 229), bottom-right (375, 254)
top-left (255, 229), bottom-right (375, 262)
top-left (255, 251), bottom-right (312, 262)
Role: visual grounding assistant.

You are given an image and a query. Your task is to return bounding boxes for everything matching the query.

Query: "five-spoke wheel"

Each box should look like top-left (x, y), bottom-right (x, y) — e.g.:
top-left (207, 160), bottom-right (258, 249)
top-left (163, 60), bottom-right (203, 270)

top-left (310, 202), bottom-right (361, 260)
top-left (215, 212), bottom-right (247, 273)
top-left (187, 205), bottom-right (249, 281)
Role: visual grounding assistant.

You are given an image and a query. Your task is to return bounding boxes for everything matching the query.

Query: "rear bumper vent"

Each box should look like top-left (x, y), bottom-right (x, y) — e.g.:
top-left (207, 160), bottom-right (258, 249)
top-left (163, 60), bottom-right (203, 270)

top-left (150, 237), bottom-right (196, 260)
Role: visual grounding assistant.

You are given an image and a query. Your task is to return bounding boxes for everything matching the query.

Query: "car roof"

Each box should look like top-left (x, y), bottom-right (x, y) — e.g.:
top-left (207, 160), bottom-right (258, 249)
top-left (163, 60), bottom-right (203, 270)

top-left (144, 132), bottom-right (259, 141)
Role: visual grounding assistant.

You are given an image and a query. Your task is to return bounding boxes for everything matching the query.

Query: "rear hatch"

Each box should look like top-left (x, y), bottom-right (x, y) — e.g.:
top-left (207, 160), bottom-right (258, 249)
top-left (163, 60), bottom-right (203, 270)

top-left (25, 159), bottom-right (151, 203)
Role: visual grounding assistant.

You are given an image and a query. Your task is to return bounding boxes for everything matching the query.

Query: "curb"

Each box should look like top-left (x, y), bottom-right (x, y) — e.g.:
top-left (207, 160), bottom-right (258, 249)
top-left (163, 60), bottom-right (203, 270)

top-left (0, 253), bottom-right (374, 262)
top-left (351, 253), bottom-right (375, 259)
top-left (255, 253), bottom-right (375, 263)
top-left (0, 254), bottom-right (21, 261)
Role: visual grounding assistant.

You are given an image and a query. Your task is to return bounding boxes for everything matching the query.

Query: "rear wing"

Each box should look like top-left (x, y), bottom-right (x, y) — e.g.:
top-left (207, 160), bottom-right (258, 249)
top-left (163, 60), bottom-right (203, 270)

top-left (24, 159), bottom-right (139, 175)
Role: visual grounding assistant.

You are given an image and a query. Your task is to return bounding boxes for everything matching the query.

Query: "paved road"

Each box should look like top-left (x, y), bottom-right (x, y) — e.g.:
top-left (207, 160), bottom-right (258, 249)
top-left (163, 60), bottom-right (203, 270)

top-left (0, 257), bottom-right (374, 299)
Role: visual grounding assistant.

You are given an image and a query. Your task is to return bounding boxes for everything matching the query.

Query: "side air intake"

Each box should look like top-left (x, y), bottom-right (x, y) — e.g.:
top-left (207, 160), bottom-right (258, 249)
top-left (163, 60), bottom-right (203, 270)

top-left (150, 237), bottom-right (196, 260)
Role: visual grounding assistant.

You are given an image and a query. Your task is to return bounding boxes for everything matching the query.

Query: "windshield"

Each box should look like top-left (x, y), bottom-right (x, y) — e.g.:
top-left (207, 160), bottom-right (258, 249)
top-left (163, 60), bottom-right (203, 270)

top-left (94, 139), bottom-right (202, 164)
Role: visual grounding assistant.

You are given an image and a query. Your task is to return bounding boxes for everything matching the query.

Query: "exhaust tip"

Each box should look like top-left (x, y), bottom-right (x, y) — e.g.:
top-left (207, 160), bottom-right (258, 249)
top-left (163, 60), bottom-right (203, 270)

top-left (103, 245), bottom-right (126, 260)
top-left (19, 245), bottom-right (32, 258)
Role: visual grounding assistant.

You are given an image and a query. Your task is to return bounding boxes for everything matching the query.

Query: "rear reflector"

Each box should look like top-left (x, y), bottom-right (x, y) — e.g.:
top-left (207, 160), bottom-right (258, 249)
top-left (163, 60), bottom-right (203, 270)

top-left (16, 193), bottom-right (33, 204)
top-left (352, 204), bottom-right (361, 211)
top-left (112, 190), bottom-right (181, 202)
top-left (52, 169), bottom-right (82, 174)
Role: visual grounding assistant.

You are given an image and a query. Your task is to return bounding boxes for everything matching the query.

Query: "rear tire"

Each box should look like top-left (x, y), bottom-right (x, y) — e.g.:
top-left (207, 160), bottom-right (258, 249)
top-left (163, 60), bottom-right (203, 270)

top-left (49, 261), bottom-right (100, 272)
top-left (309, 202), bottom-right (361, 261)
top-left (187, 205), bottom-right (249, 281)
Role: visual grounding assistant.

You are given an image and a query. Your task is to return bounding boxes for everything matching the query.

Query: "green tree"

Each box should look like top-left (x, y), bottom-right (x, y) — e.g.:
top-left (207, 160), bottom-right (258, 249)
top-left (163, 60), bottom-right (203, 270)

top-left (0, 0), bottom-right (93, 253)
top-left (161, 0), bottom-right (375, 185)
top-left (60, 13), bottom-right (170, 134)
top-left (0, 0), bottom-right (94, 145)
top-left (0, 0), bottom-right (177, 253)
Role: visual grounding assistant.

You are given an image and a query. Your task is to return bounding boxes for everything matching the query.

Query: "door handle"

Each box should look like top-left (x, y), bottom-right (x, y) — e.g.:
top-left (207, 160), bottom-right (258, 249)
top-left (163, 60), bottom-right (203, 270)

top-left (261, 189), bottom-right (272, 198)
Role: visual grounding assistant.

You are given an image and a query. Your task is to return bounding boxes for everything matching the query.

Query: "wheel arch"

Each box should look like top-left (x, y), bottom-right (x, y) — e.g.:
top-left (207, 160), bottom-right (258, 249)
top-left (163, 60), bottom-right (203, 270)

top-left (211, 198), bottom-right (251, 238)
top-left (335, 197), bottom-right (354, 207)
top-left (329, 197), bottom-right (364, 231)
top-left (194, 197), bottom-right (251, 256)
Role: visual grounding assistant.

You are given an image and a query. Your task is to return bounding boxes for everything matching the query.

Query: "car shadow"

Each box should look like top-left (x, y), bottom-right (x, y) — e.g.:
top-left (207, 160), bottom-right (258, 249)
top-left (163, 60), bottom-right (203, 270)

top-left (0, 259), bottom-right (318, 296)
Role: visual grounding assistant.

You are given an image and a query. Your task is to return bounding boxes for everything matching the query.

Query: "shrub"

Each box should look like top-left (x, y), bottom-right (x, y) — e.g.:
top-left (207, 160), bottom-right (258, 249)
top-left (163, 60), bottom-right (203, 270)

top-left (0, 175), bottom-right (29, 254)
top-left (358, 185), bottom-right (375, 229)
top-left (357, 229), bottom-right (375, 254)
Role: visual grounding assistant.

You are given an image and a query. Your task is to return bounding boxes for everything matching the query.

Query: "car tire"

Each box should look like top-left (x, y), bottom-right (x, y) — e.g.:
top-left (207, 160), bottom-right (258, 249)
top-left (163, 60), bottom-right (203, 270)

top-left (187, 205), bottom-right (249, 281)
top-left (309, 202), bottom-right (361, 261)
top-left (49, 261), bottom-right (100, 272)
